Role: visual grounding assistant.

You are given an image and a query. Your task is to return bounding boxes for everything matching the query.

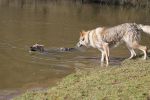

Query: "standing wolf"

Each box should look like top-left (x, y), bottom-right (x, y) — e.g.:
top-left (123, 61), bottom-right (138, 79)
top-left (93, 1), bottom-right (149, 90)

top-left (76, 23), bottom-right (150, 65)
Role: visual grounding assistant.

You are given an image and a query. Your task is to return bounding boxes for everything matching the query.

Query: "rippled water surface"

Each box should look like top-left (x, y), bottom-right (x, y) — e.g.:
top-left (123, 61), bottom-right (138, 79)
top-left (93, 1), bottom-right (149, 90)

top-left (0, 0), bottom-right (150, 99)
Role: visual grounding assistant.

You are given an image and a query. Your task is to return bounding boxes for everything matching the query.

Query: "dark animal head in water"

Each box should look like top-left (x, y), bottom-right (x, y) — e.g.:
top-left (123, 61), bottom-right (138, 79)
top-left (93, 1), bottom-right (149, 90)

top-left (30, 44), bottom-right (44, 52)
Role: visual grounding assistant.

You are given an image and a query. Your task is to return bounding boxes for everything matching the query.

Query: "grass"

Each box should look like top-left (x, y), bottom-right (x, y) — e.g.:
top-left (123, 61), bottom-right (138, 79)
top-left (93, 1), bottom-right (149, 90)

top-left (14, 53), bottom-right (150, 100)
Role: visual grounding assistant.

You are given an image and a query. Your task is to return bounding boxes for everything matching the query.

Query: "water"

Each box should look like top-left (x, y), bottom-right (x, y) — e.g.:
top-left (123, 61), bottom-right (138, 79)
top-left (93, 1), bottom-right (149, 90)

top-left (0, 0), bottom-right (150, 99)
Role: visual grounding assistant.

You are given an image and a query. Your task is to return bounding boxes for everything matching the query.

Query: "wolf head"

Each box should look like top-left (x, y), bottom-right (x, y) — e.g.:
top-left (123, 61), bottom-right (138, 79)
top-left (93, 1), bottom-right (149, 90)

top-left (76, 30), bottom-right (89, 48)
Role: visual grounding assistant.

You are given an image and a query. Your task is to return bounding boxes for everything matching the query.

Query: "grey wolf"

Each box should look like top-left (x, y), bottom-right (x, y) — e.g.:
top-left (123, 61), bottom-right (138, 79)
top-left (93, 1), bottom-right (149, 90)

top-left (76, 23), bottom-right (150, 65)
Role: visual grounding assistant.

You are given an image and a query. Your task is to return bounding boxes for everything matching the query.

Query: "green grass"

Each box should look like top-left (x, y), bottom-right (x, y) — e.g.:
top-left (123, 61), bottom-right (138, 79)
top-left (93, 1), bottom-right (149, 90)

top-left (14, 56), bottom-right (150, 100)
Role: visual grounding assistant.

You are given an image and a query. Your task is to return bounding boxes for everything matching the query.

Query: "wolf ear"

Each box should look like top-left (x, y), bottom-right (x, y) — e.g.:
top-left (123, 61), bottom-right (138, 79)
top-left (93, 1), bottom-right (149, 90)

top-left (80, 30), bottom-right (86, 36)
top-left (80, 32), bottom-right (83, 36)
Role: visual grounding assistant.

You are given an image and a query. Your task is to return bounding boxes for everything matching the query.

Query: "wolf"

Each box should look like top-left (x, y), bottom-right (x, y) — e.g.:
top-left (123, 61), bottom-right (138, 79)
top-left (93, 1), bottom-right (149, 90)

top-left (76, 23), bottom-right (150, 65)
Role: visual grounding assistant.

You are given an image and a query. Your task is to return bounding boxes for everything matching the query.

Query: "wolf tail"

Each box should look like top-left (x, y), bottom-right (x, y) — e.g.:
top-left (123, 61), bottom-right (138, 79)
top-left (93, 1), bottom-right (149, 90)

top-left (139, 24), bottom-right (150, 34)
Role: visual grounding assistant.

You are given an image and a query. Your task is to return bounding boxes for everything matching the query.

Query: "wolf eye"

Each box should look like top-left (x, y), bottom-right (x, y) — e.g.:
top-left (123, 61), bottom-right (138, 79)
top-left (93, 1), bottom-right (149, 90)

top-left (82, 38), bottom-right (85, 41)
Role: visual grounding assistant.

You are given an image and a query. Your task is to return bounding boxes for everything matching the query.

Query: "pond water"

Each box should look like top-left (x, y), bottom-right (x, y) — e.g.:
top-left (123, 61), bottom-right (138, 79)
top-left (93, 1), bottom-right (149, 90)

top-left (0, 0), bottom-right (150, 99)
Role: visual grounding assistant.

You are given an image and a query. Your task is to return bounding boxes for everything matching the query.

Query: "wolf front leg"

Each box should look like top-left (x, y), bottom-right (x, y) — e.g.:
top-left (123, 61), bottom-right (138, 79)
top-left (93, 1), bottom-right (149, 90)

top-left (103, 43), bottom-right (110, 66)
top-left (98, 42), bottom-right (110, 66)
top-left (101, 51), bottom-right (105, 63)
top-left (97, 48), bottom-right (105, 66)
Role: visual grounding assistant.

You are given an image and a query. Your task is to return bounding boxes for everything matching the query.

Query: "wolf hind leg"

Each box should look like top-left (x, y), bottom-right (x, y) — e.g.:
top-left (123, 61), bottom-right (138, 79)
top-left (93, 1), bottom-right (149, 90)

top-left (136, 45), bottom-right (147, 60)
top-left (127, 46), bottom-right (136, 59)
top-left (129, 42), bottom-right (147, 60)
top-left (129, 49), bottom-right (136, 59)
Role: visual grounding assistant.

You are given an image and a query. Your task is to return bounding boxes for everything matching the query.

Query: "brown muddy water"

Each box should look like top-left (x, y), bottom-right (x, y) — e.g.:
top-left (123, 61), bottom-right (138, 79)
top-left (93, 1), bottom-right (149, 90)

top-left (0, 0), bottom-right (150, 99)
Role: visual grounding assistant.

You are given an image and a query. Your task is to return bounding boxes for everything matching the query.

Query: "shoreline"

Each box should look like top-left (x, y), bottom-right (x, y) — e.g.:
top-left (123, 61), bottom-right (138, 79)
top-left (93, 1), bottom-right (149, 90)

top-left (0, 89), bottom-right (22, 100)
top-left (13, 51), bottom-right (150, 100)
top-left (0, 0), bottom-right (150, 8)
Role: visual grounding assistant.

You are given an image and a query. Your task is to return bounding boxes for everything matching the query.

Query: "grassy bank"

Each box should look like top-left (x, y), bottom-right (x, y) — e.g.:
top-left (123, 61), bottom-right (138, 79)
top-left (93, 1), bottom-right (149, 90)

top-left (14, 54), bottom-right (150, 100)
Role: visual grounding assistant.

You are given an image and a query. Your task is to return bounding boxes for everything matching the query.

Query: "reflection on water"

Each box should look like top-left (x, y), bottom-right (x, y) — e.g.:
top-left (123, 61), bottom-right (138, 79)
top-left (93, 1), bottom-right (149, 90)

top-left (0, 0), bottom-right (150, 99)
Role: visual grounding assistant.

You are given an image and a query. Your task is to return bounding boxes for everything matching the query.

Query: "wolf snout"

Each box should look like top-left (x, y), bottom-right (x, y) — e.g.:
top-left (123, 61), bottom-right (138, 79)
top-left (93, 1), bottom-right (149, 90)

top-left (76, 42), bottom-right (83, 48)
